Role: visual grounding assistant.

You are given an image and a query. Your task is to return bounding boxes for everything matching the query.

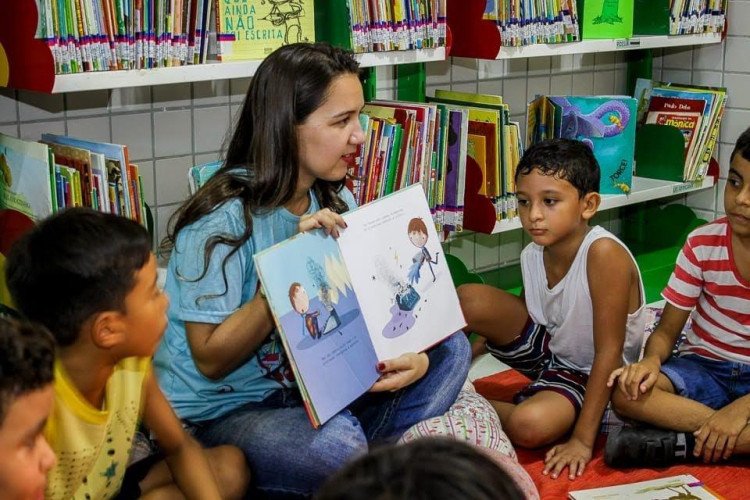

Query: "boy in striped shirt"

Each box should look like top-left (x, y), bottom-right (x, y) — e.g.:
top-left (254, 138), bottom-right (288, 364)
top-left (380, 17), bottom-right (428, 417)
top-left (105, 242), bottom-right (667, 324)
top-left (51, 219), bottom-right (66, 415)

top-left (606, 126), bottom-right (750, 467)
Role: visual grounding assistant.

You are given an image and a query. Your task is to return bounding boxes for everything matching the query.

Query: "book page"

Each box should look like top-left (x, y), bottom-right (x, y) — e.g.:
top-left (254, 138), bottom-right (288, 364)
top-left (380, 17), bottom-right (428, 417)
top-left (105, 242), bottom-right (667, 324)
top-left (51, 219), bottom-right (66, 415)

top-left (254, 230), bottom-right (380, 427)
top-left (569, 474), bottom-right (720, 500)
top-left (338, 184), bottom-right (466, 361)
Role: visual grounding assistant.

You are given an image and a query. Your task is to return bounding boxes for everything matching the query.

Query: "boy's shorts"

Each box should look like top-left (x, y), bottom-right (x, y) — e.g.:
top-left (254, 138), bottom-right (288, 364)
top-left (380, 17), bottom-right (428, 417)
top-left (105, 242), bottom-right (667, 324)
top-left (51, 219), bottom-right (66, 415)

top-left (486, 318), bottom-right (588, 414)
top-left (661, 353), bottom-right (750, 409)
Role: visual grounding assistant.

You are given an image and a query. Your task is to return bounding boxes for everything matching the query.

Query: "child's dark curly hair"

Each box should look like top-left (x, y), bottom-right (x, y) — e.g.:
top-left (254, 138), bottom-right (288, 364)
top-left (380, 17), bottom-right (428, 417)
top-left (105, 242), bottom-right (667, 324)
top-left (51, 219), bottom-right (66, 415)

top-left (0, 317), bottom-right (55, 424)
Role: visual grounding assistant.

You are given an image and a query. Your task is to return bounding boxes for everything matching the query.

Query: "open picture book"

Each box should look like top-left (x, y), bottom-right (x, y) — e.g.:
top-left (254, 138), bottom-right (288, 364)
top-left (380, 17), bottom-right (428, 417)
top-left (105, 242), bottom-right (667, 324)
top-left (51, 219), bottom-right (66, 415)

top-left (568, 474), bottom-right (721, 499)
top-left (254, 184), bottom-right (466, 427)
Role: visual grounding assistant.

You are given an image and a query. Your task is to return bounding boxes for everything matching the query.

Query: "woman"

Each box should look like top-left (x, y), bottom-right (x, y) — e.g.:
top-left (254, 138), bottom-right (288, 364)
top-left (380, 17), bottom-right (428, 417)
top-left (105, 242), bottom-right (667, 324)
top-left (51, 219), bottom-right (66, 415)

top-left (154, 42), bottom-right (470, 497)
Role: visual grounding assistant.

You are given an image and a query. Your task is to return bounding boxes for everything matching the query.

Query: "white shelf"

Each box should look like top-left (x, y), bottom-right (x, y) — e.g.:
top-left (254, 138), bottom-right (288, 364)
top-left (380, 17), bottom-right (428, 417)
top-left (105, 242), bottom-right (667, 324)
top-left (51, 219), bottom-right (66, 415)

top-left (454, 32), bottom-right (721, 61)
top-left (49, 47), bottom-right (446, 93)
top-left (490, 175), bottom-right (715, 234)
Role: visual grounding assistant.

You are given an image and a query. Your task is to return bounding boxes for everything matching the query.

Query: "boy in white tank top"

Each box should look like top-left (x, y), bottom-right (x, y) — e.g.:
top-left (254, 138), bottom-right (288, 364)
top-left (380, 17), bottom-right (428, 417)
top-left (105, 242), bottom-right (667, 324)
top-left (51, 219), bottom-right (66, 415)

top-left (458, 139), bottom-right (645, 481)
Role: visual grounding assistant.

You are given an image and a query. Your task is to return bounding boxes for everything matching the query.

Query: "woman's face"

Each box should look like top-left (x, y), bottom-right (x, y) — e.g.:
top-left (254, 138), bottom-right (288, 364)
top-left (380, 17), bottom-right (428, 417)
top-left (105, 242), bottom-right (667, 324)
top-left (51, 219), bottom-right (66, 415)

top-left (296, 73), bottom-right (365, 188)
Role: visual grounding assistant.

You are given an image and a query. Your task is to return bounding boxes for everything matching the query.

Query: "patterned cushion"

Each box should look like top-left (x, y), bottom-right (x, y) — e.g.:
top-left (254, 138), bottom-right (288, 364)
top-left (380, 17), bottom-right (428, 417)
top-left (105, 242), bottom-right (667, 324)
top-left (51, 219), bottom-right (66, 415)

top-left (399, 382), bottom-right (540, 498)
top-left (399, 381), bottom-right (516, 459)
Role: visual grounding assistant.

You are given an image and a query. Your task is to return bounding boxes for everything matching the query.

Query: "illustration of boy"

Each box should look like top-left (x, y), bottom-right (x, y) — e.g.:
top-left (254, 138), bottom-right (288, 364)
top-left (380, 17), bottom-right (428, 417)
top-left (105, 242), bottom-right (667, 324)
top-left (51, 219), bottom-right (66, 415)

top-left (290, 282), bottom-right (321, 339)
top-left (407, 217), bottom-right (439, 284)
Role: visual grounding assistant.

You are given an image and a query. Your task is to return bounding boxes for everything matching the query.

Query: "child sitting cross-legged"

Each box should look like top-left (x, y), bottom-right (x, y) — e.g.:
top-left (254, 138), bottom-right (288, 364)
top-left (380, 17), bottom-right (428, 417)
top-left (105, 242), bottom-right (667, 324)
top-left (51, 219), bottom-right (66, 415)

top-left (458, 139), bottom-right (646, 480)
top-left (0, 316), bottom-right (57, 500)
top-left (606, 126), bottom-right (750, 467)
top-left (6, 208), bottom-right (249, 499)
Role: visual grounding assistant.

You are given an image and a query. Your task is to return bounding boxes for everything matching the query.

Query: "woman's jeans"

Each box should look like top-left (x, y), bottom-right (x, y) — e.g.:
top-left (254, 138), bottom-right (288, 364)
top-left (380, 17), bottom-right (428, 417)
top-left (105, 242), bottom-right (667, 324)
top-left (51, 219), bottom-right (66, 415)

top-left (192, 331), bottom-right (470, 498)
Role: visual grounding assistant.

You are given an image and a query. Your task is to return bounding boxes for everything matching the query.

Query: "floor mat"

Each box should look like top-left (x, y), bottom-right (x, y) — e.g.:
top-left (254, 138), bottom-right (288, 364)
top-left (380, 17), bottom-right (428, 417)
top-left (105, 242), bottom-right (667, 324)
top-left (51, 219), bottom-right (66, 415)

top-left (474, 370), bottom-right (750, 499)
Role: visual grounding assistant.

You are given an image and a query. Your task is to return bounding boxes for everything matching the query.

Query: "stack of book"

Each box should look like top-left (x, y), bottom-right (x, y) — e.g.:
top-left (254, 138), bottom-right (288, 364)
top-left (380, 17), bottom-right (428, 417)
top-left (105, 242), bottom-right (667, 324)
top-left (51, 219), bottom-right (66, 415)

top-left (342, 0), bottom-right (447, 52)
top-left (34, 0), bottom-right (222, 73)
top-left (635, 78), bottom-right (727, 182)
top-left (351, 90), bottom-right (523, 240)
top-left (0, 132), bottom-right (147, 226)
top-left (483, 0), bottom-right (580, 46)
top-left (669, 0), bottom-right (727, 35)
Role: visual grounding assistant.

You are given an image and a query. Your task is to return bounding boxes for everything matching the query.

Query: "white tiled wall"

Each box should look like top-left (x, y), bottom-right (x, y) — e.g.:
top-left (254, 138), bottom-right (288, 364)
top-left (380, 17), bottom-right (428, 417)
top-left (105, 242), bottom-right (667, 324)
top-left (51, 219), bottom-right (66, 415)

top-left (1, 2), bottom-right (748, 273)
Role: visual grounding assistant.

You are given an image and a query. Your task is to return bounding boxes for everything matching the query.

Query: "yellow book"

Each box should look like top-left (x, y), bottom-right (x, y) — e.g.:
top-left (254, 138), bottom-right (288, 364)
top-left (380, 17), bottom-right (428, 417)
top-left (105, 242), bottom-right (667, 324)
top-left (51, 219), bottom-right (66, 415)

top-left (467, 133), bottom-right (487, 196)
top-left (216, 0), bottom-right (315, 61)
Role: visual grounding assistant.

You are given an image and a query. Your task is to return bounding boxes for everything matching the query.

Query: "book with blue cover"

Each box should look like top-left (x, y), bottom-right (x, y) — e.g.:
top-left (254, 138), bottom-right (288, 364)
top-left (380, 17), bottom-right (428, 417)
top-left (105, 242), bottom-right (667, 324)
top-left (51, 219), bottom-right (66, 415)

top-left (527, 95), bottom-right (637, 195)
top-left (254, 184), bottom-right (466, 428)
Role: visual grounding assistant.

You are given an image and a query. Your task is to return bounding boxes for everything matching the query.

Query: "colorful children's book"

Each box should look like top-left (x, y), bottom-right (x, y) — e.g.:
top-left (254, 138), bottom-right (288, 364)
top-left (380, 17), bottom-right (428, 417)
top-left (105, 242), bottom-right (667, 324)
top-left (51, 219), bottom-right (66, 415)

top-left (213, 0), bottom-right (315, 61)
top-left (527, 95), bottom-right (637, 194)
top-left (577, 0), bottom-right (634, 39)
top-left (568, 474), bottom-right (721, 499)
top-left (0, 133), bottom-right (55, 221)
top-left (254, 184), bottom-right (466, 428)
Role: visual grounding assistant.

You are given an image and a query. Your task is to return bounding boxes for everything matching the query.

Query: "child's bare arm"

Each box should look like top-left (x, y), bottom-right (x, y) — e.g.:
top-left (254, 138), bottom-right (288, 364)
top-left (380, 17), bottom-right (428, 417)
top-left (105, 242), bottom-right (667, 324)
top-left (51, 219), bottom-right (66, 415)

top-left (608, 304), bottom-right (690, 400)
top-left (544, 239), bottom-right (634, 479)
top-left (142, 373), bottom-right (222, 500)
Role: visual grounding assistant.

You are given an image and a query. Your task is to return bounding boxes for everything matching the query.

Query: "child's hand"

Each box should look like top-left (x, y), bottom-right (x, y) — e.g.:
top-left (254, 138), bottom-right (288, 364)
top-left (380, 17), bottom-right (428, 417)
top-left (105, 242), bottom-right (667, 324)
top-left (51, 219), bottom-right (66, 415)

top-left (370, 352), bottom-right (429, 392)
top-left (299, 208), bottom-right (347, 237)
top-left (543, 437), bottom-right (592, 480)
top-left (606, 356), bottom-right (661, 400)
top-left (693, 404), bottom-right (748, 462)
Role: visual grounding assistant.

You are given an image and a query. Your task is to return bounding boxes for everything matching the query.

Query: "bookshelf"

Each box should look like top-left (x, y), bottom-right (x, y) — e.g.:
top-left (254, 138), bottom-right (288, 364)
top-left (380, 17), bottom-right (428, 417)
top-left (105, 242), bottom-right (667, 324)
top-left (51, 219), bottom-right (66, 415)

top-left (46, 48), bottom-right (446, 94)
top-left (490, 176), bottom-right (715, 234)
top-left (452, 33), bottom-right (722, 61)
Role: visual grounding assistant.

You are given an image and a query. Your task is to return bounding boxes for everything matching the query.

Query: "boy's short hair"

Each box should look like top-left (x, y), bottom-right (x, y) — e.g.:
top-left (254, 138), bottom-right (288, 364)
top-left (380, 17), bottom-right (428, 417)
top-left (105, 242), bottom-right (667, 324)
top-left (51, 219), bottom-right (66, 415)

top-left (0, 317), bottom-right (54, 424)
top-left (315, 438), bottom-right (525, 500)
top-left (731, 126), bottom-right (750, 162)
top-left (515, 138), bottom-right (600, 196)
top-left (6, 208), bottom-right (151, 347)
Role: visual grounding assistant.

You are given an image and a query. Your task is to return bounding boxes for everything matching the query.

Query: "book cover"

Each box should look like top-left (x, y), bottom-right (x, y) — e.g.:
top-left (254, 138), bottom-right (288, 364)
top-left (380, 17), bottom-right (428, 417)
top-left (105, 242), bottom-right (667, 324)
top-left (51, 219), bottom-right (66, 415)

top-left (577, 0), bottom-right (634, 39)
top-left (254, 185), bottom-right (466, 427)
top-left (545, 96), bottom-right (637, 194)
top-left (215, 0), bottom-right (315, 61)
top-left (568, 474), bottom-right (721, 499)
top-left (645, 95), bottom-right (706, 165)
top-left (0, 133), bottom-right (54, 222)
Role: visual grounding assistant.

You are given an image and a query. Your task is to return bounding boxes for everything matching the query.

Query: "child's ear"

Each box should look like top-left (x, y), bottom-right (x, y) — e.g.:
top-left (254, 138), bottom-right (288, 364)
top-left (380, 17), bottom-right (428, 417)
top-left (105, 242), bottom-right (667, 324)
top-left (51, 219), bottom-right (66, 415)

top-left (90, 311), bottom-right (127, 349)
top-left (581, 192), bottom-right (601, 220)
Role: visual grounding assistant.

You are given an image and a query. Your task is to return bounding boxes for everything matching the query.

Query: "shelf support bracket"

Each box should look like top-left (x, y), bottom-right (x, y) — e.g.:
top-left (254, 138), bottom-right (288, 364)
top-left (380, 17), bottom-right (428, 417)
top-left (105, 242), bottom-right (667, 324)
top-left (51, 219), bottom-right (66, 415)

top-left (396, 63), bottom-right (426, 102)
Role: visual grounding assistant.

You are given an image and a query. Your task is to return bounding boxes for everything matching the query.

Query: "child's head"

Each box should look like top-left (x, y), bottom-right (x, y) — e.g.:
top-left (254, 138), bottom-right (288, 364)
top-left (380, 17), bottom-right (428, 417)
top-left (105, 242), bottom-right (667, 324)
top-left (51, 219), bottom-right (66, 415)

top-left (726, 126), bottom-right (750, 239)
top-left (6, 208), bottom-right (167, 358)
top-left (0, 317), bottom-right (56, 499)
top-left (514, 139), bottom-right (601, 246)
top-left (515, 138), bottom-right (600, 197)
top-left (289, 282), bottom-right (310, 314)
top-left (407, 218), bottom-right (429, 248)
top-left (315, 438), bottom-right (525, 500)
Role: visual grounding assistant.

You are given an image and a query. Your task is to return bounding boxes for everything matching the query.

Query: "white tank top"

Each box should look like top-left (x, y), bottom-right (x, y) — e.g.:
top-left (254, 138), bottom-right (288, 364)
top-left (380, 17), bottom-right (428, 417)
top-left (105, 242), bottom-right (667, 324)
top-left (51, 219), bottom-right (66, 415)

top-left (521, 226), bottom-right (646, 373)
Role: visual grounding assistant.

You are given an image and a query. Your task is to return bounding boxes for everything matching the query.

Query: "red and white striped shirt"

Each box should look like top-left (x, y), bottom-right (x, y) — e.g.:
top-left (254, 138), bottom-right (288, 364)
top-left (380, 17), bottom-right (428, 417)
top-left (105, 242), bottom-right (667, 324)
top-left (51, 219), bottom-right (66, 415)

top-left (662, 217), bottom-right (750, 364)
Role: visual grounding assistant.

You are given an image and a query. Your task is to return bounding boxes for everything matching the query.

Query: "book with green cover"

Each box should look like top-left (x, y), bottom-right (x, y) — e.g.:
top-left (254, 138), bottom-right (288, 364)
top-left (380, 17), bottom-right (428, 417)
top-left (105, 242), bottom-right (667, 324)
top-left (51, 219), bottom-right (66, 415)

top-left (577, 0), bottom-right (634, 39)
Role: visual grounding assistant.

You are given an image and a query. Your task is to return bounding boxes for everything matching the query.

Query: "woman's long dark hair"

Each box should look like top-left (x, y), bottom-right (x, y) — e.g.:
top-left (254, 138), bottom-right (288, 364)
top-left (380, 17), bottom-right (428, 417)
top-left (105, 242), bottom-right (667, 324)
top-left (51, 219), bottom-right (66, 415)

top-left (161, 43), bottom-right (361, 292)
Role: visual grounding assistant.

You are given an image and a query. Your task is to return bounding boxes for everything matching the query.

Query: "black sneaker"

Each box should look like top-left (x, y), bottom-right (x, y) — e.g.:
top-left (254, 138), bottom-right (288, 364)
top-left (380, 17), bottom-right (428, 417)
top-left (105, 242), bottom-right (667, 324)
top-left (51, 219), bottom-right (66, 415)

top-left (605, 426), bottom-right (691, 468)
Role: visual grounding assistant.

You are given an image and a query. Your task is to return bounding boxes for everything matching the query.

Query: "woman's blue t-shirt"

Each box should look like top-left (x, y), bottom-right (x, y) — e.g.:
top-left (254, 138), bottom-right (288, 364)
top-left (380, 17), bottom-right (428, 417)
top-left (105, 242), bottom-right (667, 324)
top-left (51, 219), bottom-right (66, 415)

top-left (154, 187), bottom-right (357, 422)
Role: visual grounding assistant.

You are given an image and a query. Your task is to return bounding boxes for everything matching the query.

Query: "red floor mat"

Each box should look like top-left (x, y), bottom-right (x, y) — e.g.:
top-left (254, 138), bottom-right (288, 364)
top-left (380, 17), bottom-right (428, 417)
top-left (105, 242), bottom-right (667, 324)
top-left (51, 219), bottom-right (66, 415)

top-left (474, 370), bottom-right (749, 499)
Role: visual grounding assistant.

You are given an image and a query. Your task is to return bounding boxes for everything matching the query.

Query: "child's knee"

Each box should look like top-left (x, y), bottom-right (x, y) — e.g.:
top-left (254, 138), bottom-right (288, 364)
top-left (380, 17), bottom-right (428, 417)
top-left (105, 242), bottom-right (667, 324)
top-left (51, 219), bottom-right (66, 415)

top-left (209, 445), bottom-right (250, 499)
top-left (506, 407), bottom-right (566, 448)
top-left (457, 284), bottom-right (484, 321)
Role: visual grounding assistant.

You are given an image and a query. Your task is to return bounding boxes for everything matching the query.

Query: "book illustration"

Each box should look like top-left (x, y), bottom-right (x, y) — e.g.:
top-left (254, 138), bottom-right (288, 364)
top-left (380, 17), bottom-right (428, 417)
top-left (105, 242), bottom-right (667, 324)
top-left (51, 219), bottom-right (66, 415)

top-left (530, 96), bottom-right (637, 194)
top-left (254, 185), bottom-right (466, 427)
top-left (594, 0), bottom-right (624, 25)
top-left (407, 217), bottom-right (439, 285)
top-left (0, 134), bottom-right (54, 221)
top-left (277, 252), bottom-right (364, 351)
top-left (262, 0), bottom-right (307, 45)
top-left (568, 474), bottom-right (720, 500)
top-left (551, 97), bottom-right (631, 148)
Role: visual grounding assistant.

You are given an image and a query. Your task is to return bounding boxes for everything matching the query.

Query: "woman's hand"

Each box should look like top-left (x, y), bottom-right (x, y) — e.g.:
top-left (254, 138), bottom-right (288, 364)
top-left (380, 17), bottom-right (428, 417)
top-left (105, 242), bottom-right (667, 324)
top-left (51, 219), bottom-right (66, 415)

top-left (299, 208), bottom-right (347, 237)
top-left (369, 352), bottom-right (429, 392)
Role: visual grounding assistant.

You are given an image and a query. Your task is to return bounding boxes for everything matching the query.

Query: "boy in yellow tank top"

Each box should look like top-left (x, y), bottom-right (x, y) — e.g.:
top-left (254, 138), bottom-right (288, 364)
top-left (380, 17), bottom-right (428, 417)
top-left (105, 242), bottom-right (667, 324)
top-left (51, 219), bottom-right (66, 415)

top-left (6, 208), bottom-right (249, 499)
